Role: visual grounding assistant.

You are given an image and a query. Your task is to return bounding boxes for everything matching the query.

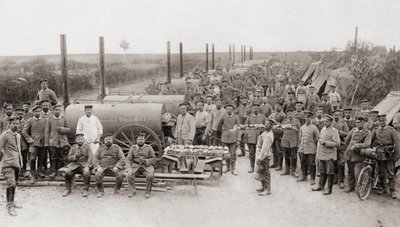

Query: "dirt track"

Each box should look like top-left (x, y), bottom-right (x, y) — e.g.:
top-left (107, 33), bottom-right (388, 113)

top-left (1, 156), bottom-right (399, 227)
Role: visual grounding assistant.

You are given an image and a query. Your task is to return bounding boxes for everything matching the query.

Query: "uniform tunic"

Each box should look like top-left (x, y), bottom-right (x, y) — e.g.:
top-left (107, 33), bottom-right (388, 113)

top-left (0, 115), bottom-right (12, 134)
top-left (298, 123), bottom-right (319, 154)
top-left (318, 101), bottom-right (333, 115)
top-left (126, 144), bottom-right (156, 173)
top-left (306, 94), bottom-right (320, 113)
top-left (235, 105), bottom-right (251, 124)
top-left (44, 115), bottom-right (71, 148)
top-left (174, 113), bottom-right (196, 144)
top-left (316, 126), bottom-right (340, 161)
top-left (245, 113), bottom-right (267, 144)
top-left (281, 118), bottom-right (301, 149)
top-left (344, 118), bottom-right (356, 131)
top-left (371, 126), bottom-right (400, 161)
top-left (344, 128), bottom-right (372, 162)
top-left (218, 114), bottom-right (241, 144)
top-left (0, 130), bottom-right (22, 169)
top-left (22, 116), bottom-right (47, 147)
top-left (311, 118), bottom-right (325, 131)
top-left (41, 110), bottom-right (54, 119)
top-left (255, 130), bottom-right (274, 182)
top-left (270, 111), bottom-right (286, 124)
top-left (260, 103), bottom-right (273, 117)
top-left (333, 119), bottom-right (349, 151)
top-left (36, 88), bottom-right (58, 106)
top-left (66, 143), bottom-right (93, 170)
top-left (93, 144), bottom-right (125, 170)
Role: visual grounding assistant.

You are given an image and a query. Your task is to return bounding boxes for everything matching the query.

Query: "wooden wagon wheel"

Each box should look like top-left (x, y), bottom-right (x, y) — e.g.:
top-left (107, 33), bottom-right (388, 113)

top-left (112, 124), bottom-right (163, 158)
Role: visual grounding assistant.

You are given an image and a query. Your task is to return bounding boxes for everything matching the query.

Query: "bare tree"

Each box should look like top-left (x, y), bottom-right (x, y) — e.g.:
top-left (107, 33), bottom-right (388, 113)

top-left (120, 39), bottom-right (130, 53)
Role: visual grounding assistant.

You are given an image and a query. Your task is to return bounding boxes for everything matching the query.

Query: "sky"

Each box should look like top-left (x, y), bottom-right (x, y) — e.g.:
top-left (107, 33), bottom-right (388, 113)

top-left (1, 0), bottom-right (399, 56)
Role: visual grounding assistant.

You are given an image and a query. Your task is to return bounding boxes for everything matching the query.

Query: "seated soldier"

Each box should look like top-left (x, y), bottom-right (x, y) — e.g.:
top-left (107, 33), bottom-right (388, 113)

top-left (126, 133), bottom-right (156, 198)
top-left (93, 134), bottom-right (125, 198)
top-left (62, 133), bottom-right (93, 197)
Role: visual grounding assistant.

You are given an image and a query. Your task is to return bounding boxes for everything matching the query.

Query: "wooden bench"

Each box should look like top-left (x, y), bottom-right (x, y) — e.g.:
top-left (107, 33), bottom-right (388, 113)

top-left (154, 173), bottom-right (211, 194)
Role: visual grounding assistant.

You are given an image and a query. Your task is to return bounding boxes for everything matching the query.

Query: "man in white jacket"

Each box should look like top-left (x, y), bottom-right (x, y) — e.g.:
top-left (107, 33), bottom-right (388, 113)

top-left (255, 118), bottom-right (275, 196)
top-left (76, 105), bottom-right (103, 154)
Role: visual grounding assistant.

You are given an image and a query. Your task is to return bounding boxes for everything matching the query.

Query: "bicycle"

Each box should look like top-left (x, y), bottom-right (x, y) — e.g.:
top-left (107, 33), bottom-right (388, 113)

top-left (357, 156), bottom-right (380, 201)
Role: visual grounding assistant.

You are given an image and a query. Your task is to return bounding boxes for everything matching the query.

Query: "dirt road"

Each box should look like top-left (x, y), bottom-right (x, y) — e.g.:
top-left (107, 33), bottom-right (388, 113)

top-left (1, 156), bottom-right (399, 227)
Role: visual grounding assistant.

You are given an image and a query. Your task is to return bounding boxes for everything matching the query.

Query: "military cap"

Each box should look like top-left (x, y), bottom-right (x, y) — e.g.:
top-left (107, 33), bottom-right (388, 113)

top-left (22, 102), bottom-right (31, 106)
top-left (221, 78), bottom-right (228, 82)
top-left (32, 105), bottom-right (41, 111)
top-left (295, 101), bottom-right (303, 105)
top-left (377, 114), bottom-right (387, 118)
top-left (255, 88), bottom-right (262, 92)
top-left (224, 104), bottom-right (235, 109)
top-left (40, 79), bottom-right (48, 84)
top-left (185, 81), bottom-right (192, 84)
top-left (266, 118), bottom-right (277, 124)
top-left (215, 98), bottom-right (222, 101)
top-left (39, 99), bottom-right (50, 104)
top-left (14, 107), bottom-right (24, 112)
top-left (102, 133), bottom-right (113, 139)
top-left (136, 132), bottom-right (146, 138)
top-left (309, 85), bottom-right (315, 88)
top-left (343, 107), bottom-right (352, 111)
top-left (84, 105), bottom-right (93, 109)
top-left (315, 107), bottom-right (323, 111)
top-left (3, 103), bottom-right (13, 108)
top-left (370, 110), bottom-right (379, 114)
top-left (53, 104), bottom-right (62, 110)
top-left (164, 81), bottom-right (171, 85)
top-left (206, 95), bottom-right (213, 99)
top-left (322, 93), bottom-right (328, 96)
top-left (252, 103), bottom-right (260, 107)
top-left (195, 100), bottom-right (204, 105)
top-left (355, 117), bottom-right (367, 122)
top-left (324, 115), bottom-right (334, 121)
top-left (8, 116), bottom-right (18, 122)
top-left (360, 99), bottom-right (369, 103)
top-left (332, 109), bottom-right (342, 114)
top-left (286, 108), bottom-right (295, 112)
top-left (287, 91), bottom-right (295, 95)
top-left (178, 103), bottom-right (188, 107)
top-left (303, 110), bottom-right (314, 117)
top-left (75, 133), bottom-right (85, 138)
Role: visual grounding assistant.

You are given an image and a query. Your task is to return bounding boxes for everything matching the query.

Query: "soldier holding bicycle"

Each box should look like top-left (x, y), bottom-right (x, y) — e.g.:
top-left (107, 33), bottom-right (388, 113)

top-left (371, 114), bottom-right (400, 199)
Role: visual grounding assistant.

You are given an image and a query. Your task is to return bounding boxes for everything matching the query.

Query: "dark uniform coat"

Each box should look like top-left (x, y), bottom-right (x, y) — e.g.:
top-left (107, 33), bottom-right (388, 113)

top-left (22, 117), bottom-right (47, 147)
top-left (93, 144), bottom-right (125, 170)
top-left (44, 115), bottom-right (71, 148)
top-left (66, 143), bottom-right (93, 170)
top-left (344, 128), bottom-right (372, 162)
top-left (126, 144), bottom-right (156, 173)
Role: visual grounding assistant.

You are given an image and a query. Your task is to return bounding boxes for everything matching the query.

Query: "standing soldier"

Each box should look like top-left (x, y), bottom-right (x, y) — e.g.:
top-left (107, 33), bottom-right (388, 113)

top-left (36, 79), bottom-right (58, 106)
top-left (297, 111), bottom-right (319, 185)
top-left (193, 101), bottom-right (211, 145)
top-left (366, 110), bottom-right (379, 131)
top-left (328, 85), bottom-right (341, 110)
top-left (174, 103), bottom-right (195, 145)
top-left (162, 82), bottom-right (177, 95)
top-left (0, 117), bottom-right (23, 216)
top-left (311, 108), bottom-right (325, 131)
top-left (255, 118), bottom-right (275, 196)
top-left (280, 108), bottom-right (301, 177)
top-left (45, 104), bottom-right (71, 178)
top-left (245, 104), bottom-right (267, 173)
top-left (272, 124), bottom-right (284, 170)
top-left (235, 96), bottom-right (251, 157)
top-left (294, 101), bottom-right (305, 125)
top-left (332, 109), bottom-right (349, 189)
top-left (221, 79), bottom-right (239, 105)
top-left (40, 100), bottom-right (54, 119)
top-left (210, 99), bottom-right (226, 146)
top-left (76, 105), bottom-right (103, 154)
top-left (62, 133), bottom-right (93, 197)
top-left (371, 114), bottom-right (400, 199)
top-left (260, 97), bottom-right (273, 117)
top-left (270, 102), bottom-right (286, 124)
top-left (183, 81), bottom-right (193, 105)
top-left (0, 103), bottom-right (14, 134)
top-left (282, 91), bottom-right (296, 113)
top-left (344, 117), bottom-right (372, 193)
top-left (93, 134), bottom-right (125, 198)
top-left (312, 115), bottom-right (340, 195)
top-left (218, 104), bottom-right (241, 175)
top-left (318, 93), bottom-right (333, 116)
top-left (14, 108), bottom-right (29, 177)
top-left (146, 79), bottom-right (160, 95)
top-left (126, 133), bottom-right (156, 198)
top-left (343, 108), bottom-right (356, 131)
top-left (22, 102), bottom-right (33, 120)
top-left (305, 85), bottom-right (320, 113)
top-left (354, 99), bottom-right (370, 118)
top-left (22, 105), bottom-right (47, 183)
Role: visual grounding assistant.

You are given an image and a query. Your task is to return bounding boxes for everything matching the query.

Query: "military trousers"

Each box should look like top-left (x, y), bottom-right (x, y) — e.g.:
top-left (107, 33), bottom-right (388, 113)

top-left (95, 168), bottom-right (124, 191)
top-left (346, 161), bottom-right (363, 190)
top-left (127, 167), bottom-right (154, 193)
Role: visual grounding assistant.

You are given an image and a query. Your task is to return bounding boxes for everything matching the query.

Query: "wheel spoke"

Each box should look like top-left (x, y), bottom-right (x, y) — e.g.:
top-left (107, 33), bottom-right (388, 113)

top-left (120, 131), bottom-right (133, 146)
top-left (130, 128), bottom-right (135, 142)
top-left (114, 138), bottom-right (131, 148)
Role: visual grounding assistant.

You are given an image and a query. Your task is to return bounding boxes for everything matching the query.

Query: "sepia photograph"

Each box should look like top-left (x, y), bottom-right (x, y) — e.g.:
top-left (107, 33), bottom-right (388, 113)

top-left (0, 0), bottom-right (399, 226)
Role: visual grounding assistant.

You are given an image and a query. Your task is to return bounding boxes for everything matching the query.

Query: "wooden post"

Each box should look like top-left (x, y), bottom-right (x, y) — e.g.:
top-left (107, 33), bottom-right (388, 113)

top-left (244, 45), bottom-right (246, 61)
top-left (99, 36), bottom-right (106, 101)
top-left (233, 44), bottom-right (235, 64)
top-left (206, 43), bottom-right (209, 71)
top-left (179, 42), bottom-right (183, 78)
top-left (354, 26), bottom-right (358, 54)
top-left (241, 45), bottom-right (243, 63)
top-left (167, 41), bottom-right (171, 82)
top-left (229, 44), bottom-right (232, 64)
top-left (60, 34), bottom-right (70, 109)
top-left (212, 44), bottom-right (215, 70)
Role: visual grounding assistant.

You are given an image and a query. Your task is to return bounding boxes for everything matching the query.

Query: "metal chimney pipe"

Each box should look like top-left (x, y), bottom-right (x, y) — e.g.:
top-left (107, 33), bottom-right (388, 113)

top-left (99, 36), bottom-right (106, 101)
top-left (179, 42), bottom-right (183, 78)
top-left (206, 43), bottom-right (209, 71)
top-left (229, 44), bottom-right (232, 64)
top-left (60, 34), bottom-right (70, 109)
top-left (233, 44), bottom-right (235, 64)
top-left (212, 43), bottom-right (215, 70)
top-left (167, 41), bottom-right (171, 82)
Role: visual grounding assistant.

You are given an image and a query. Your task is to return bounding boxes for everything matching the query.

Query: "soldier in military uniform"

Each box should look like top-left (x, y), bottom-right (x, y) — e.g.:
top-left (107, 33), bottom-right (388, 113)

top-left (93, 134), bottom-right (125, 198)
top-left (371, 114), bottom-right (400, 198)
top-left (22, 102), bottom-right (33, 120)
top-left (245, 104), bottom-right (267, 173)
top-left (311, 108), bottom-right (325, 131)
top-left (36, 79), bottom-right (58, 106)
top-left (62, 133), bottom-right (93, 197)
top-left (280, 108), bottom-right (301, 177)
top-left (126, 133), bottom-right (156, 198)
top-left (343, 108), bottom-right (356, 131)
top-left (294, 101), bottom-right (305, 125)
top-left (218, 104), bottom-right (241, 175)
top-left (162, 82), bottom-right (178, 95)
top-left (332, 109), bottom-right (349, 188)
top-left (13, 107), bottom-right (29, 177)
top-left (235, 96), bottom-right (251, 157)
top-left (366, 110), bottom-right (379, 131)
top-left (282, 91), bottom-right (296, 113)
top-left (270, 102), bottom-right (286, 124)
top-left (0, 103), bottom-right (14, 134)
top-left (305, 85), bottom-right (320, 113)
top-left (344, 117), bottom-right (372, 193)
top-left (354, 99), bottom-right (370, 118)
top-left (0, 117), bottom-right (22, 216)
top-left (317, 93), bottom-right (333, 116)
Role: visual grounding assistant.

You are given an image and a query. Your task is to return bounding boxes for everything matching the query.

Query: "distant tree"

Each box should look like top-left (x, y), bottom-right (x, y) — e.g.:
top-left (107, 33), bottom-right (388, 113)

top-left (120, 39), bottom-right (130, 53)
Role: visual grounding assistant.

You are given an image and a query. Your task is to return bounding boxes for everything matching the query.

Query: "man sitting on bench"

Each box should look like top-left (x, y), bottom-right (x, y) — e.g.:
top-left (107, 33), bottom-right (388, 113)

top-left (126, 133), bottom-right (156, 198)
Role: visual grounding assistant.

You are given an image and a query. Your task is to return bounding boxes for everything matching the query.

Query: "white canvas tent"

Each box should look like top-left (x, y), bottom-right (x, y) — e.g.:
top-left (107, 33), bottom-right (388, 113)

top-left (372, 91), bottom-right (400, 124)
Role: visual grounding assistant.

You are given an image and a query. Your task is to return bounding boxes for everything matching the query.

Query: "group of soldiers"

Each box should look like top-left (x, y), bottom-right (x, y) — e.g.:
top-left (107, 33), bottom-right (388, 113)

top-left (172, 66), bottom-right (400, 198)
top-left (0, 79), bottom-right (157, 216)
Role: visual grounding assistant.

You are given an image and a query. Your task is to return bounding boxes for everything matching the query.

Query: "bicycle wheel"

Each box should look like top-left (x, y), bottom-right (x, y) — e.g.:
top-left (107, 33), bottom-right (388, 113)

top-left (395, 166), bottom-right (400, 199)
top-left (357, 165), bottom-right (373, 201)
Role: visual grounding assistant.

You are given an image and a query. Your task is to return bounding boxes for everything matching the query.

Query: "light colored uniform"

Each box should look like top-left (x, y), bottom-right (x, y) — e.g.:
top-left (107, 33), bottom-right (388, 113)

top-left (76, 115), bottom-right (103, 154)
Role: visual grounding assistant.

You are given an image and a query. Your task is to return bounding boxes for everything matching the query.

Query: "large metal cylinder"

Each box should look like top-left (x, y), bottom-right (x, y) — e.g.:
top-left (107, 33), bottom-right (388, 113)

top-left (129, 95), bottom-right (184, 115)
top-left (65, 103), bottom-right (166, 136)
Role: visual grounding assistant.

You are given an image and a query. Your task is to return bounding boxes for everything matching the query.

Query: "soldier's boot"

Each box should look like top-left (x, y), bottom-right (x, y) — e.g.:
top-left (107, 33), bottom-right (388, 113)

top-left (223, 159), bottom-right (231, 173)
top-left (6, 187), bottom-right (17, 216)
top-left (281, 157), bottom-right (290, 175)
top-left (96, 182), bottom-right (104, 198)
top-left (290, 158), bottom-right (298, 178)
top-left (388, 177), bottom-right (397, 199)
top-left (62, 189), bottom-right (71, 197)
top-left (49, 159), bottom-right (57, 178)
top-left (269, 154), bottom-right (278, 168)
top-left (146, 177), bottom-right (153, 195)
top-left (312, 174), bottom-right (326, 191)
top-left (29, 160), bottom-right (37, 184)
top-left (248, 156), bottom-right (255, 173)
top-left (310, 165), bottom-right (316, 185)
top-left (230, 160), bottom-right (238, 176)
top-left (256, 181), bottom-right (265, 192)
top-left (339, 165), bottom-right (345, 189)
top-left (275, 156), bottom-right (283, 171)
top-left (323, 174), bottom-right (334, 195)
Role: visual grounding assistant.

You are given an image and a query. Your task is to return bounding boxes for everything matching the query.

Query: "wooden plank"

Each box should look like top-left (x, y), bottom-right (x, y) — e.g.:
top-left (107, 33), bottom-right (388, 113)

top-left (194, 160), bottom-right (206, 174)
top-left (155, 173), bottom-right (210, 179)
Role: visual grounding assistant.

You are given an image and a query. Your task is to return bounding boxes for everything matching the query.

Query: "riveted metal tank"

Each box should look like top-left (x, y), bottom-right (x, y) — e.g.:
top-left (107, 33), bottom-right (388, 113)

top-left (129, 95), bottom-right (184, 115)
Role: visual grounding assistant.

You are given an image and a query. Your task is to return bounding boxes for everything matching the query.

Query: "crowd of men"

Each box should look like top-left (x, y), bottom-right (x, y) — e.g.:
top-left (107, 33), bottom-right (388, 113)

top-left (170, 63), bottom-right (400, 198)
top-left (0, 79), bottom-right (157, 216)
